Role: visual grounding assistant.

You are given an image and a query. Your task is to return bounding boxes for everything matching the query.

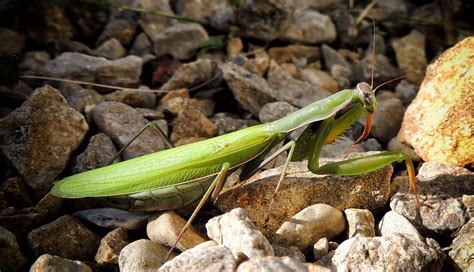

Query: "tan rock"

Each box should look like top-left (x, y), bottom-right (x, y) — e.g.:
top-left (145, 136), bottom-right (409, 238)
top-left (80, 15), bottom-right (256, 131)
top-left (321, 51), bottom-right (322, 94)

top-left (398, 37), bottom-right (474, 167)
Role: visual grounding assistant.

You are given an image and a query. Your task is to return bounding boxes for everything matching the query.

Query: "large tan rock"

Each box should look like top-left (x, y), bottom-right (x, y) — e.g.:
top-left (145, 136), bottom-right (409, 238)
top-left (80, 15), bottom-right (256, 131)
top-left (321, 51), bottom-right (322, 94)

top-left (398, 37), bottom-right (473, 167)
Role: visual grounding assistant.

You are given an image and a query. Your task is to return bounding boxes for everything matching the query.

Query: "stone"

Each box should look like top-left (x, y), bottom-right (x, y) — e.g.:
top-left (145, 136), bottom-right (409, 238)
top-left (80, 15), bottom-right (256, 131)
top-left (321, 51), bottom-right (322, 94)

top-left (237, 256), bottom-right (307, 272)
top-left (463, 195), bottom-right (474, 219)
top-left (299, 69), bottom-right (339, 93)
top-left (95, 228), bottom-right (130, 265)
top-left (227, 37), bottom-right (243, 58)
top-left (136, 0), bottom-right (175, 40)
top-left (377, 211), bottom-right (423, 242)
top-left (360, 138), bottom-right (382, 152)
top-left (93, 38), bottom-right (126, 60)
top-left (211, 113), bottom-right (259, 135)
top-left (206, 208), bottom-right (274, 258)
top-left (220, 62), bottom-right (276, 116)
top-left (1, 176), bottom-right (33, 208)
top-left (129, 32), bottom-right (152, 56)
top-left (448, 218), bottom-right (474, 271)
top-left (353, 54), bottom-right (400, 87)
top-left (147, 211), bottom-right (206, 253)
top-left (0, 86), bottom-right (88, 195)
top-left (30, 254), bottom-right (92, 272)
top-left (160, 59), bottom-right (218, 91)
top-left (395, 80), bottom-right (418, 106)
top-left (387, 137), bottom-right (421, 162)
top-left (398, 37), bottom-right (473, 167)
top-left (0, 226), bottom-right (28, 272)
top-left (243, 49), bottom-right (271, 76)
top-left (118, 239), bottom-right (172, 271)
top-left (151, 23), bottom-right (209, 59)
top-left (93, 101), bottom-right (166, 160)
top-left (0, 27), bottom-right (26, 56)
top-left (175, 0), bottom-right (234, 30)
top-left (104, 88), bottom-right (156, 109)
top-left (19, 51), bottom-right (51, 74)
top-left (321, 45), bottom-right (351, 71)
top-left (158, 241), bottom-right (236, 272)
top-left (259, 102), bottom-right (298, 123)
top-left (391, 31), bottom-right (427, 85)
top-left (215, 156), bottom-right (393, 236)
top-left (313, 237), bottom-right (329, 261)
top-left (66, 88), bottom-right (104, 119)
top-left (73, 208), bottom-right (148, 230)
top-left (27, 215), bottom-right (100, 260)
top-left (72, 133), bottom-right (120, 174)
top-left (280, 10), bottom-right (336, 44)
top-left (371, 98), bottom-right (405, 142)
top-left (273, 204), bottom-right (345, 252)
top-left (332, 235), bottom-right (445, 271)
top-left (344, 208), bottom-right (375, 238)
top-left (268, 45), bottom-right (320, 65)
top-left (170, 103), bottom-right (217, 143)
top-left (273, 244), bottom-right (306, 263)
top-left (96, 5), bottom-right (136, 46)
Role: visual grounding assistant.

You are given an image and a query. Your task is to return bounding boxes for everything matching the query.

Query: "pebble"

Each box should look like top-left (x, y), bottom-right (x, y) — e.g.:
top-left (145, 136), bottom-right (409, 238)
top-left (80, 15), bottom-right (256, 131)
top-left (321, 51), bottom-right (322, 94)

top-left (268, 44), bottom-right (320, 65)
top-left (118, 239), bottom-right (172, 271)
top-left (0, 27), bottom-right (26, 56)
top-left (175, 0), bottom-right (234, 30)
top-left (66, 88), bottom-right (105, 119)
top-left (27, 215), bottom-right (100, 260)
top-left (377, 211), bottom-right (423, 242)
top-left (313, 237), bottom-right (329, 261)
top-left (280, 10), bottom-right (336, 44)
top-left (206, 208), bottom-right (274, 258)
top-left (95, 228), bottom-right (130, 266)
top-left (258, 102), bottom-right (298, 123)
top-left (448, 218), bottom-right (474, 271)
top-left (129, 32), bottom-right (152, 57)
top-left (160, 59), bottom-right (217, 91)
top-left (104, 88), bottom-right (156, 109)
top-left (321, 44), bottom-right (351, 71)
top-left (273, 244), bottom-right (306, 263)
top-left (72, 133), bottom-right (120, 174)
top-left (0, 226), bottom-right (28, 271)
top-left (73, 208), bottom-right (148, 230)
top-left (273, 204), bottom-right (345, 252)
top-left (170, 103), bottom-right (217, 143)
top-left (360, 138), bottom-right (382, 152)
top-left (371, 98), bottom-right (405, 142)
top-left (30, 254), bottom-right (92, 272)
top-left (158, 241), bottom-right (236, 272)
top-left (93, 38), bottom-right (126, 60)
top-left (395, 80), bottom-right (418, 106)
top-left (299, 68), bottom-right (339, 93)
top-left (19, 51), bottom-right (51, 73)
top-left (147, 211), bottom-right (206, 253)
top-left (1, 176), bottom-right (34, 208)
top-left (344, 208), bottom-right (375, 238)
top-left (212, 112), bottom-right (259, 135)
top-left (387, 137), bottom-right (422, 162)
top-left (391, 30), bottom-right (427, 85)
top-left (353, 54), bottom-right (400, 87)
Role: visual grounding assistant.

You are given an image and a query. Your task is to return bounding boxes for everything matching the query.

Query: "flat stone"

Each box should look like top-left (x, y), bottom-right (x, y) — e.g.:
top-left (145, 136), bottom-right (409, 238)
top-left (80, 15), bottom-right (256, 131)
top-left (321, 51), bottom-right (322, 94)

top-left (73, 208), bottom-right (148, 230)
top-left (211, 112), bottom-right (259, 135)
top-left (259, 102), bottom-right (298, 123)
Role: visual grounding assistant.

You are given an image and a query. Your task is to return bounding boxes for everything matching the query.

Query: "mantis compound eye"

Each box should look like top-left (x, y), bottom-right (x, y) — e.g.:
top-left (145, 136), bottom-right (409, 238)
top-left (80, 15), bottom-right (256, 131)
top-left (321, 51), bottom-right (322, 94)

top-left (356, 82), bottom-right (376, 113)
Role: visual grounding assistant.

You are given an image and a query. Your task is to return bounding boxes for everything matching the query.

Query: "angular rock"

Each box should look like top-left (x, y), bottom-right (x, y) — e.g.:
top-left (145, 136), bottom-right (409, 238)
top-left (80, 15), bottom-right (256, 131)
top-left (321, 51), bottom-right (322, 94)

top-left (170, 103), bottom-right (217, 143)
top-left (211, 113), bottom-right (259, 135)
top-left (299, 69), bottom-right (339, 93)
top-left (118, 239), bottom-right (172, 271)
top-left (40, 53), bottom-right (143, 87)
top-left (158, 241), bottom-right (236, 272)
top-left (136, 0), bottom-right (175, 39)
top-left (448, 218), bottom-right (474, 271)
top-left (96, 5), bottom-right (136, 46)
top-left (129, 32), bottom-right (152, 56)
top-left (1, 176), bottom-right (33, 208)
top-left (268, 45), bottom-right (320, 65)
top-left (259, 102), bottom-right (298, 123)
top-left (313, 237), bottom-right (329, 261)
top-left (332, 235), bottom-right (445, 271)
top-left (20, 51), bottom-right (51, 74)
top-left (273, 204), bottom-right (345, 252)
top-left (175, 0), bottom-right (234, 30)
top-left (353, 54), bottom-right (400, 87)
top-left (463, 195), bottom-right (474, 219)
top-left (206, 208), bottom-right (274, 258)
top-left (160, 59), bottom-right (218, 91)
top-left (321, 45), bottom-right (351, 71)
top-left (280, 10), bottom-right (336, 44)
top-left (377, 211), bottom-right (423, 241)
top-left (360, 138), bottom-right (382, 152)
top-left (371, 98), bottom-right (404, 142)
top-left (27, 215), bottom-right (100, 260)
top-left (93, 101), bottom-right (166, 159)
top-left (72, 133), bottom-right (120, 174)
top-left (104, 88), bottom-right (156, 109)
top-left (237, 256), bottom-right (307, 272)
top-left (272, 244), bottom-right (306, 263)
top-left (215, 157), bottom-right (393, 236)
top-left (93, 38), bottom-right (126, 60)
top-left (398, 37), bottom-right (473, 167)
top-left (147, 211), bottom-right (206, 253)
top-left (387, 137), bottom-right (421, 162)
top-left (344, 208), bottom-right (375, 238)
top-left (0, 226), bottom-right (28, 272)
top-left (73, 208), bottom-right (148, 230)
top-left (151, 23), bottom-right (209, 59)
top-left (30, 254), bottom-right (92, 272)
top-left (66, 88), bottom-right (104, 118)
top-left (95, 228), bottom-right (130, 266)
top-left (0, 86), bottom-right (88, 195)
top-left (391, 30), bottom-right (427, 85)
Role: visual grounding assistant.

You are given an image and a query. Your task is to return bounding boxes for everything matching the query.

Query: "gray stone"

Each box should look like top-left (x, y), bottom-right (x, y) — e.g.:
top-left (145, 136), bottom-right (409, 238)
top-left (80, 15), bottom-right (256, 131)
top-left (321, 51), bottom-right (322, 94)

top-left (392, 31), bottom-right (427, 85)
top-left (299, 69), bottom-right (339, 93)
top-left (212, 113), bottom-right (259, 135)
top-left (73, 208), bottom-right (148, 230)
top-left (206, 208), bottom-right (274, 258)
top-left (371, 98), bottom-right (404, 142)
top-left (344, 208), bottom-right (375, 238)
top-left (151, 23), bottom-right (208, 59)
top-left (0, 226), bottom-right (28, 272)
top-left (273, 244), bottom-right (306, 263)
top-left (387, 137), bottom-right (421, 162)
top-left (118, 239), bottom-right (171, 271)
top-left (66, 88), bottom-right (105, 119)
top-left (129, 32), bottom-right (152, 56)
top-left (96, 5), bottom-right (137, 46)
top-left (259, 102), bottom-right (298, 123)
top-left (353, 54), bottom-right (400, 87)
top-left (160, 59), bottom-right (218, 91)
top-left (104, 88), bottom-right (156, 109)
top-left (395, 80), bottom-right (418, 106)
top-left (175, 0), bottom-right (234, 30)
top-left (0, 86), bottom-right (88, 195)
top-left (30, 254), bottom-right (92, 272)
top-left (237, 256), bottom-right (307, 272)
top-left (360, 138), bottom-right (382, 152)
top-left (72, 133), bottom-right (120, 174)
top-left (448, 218), bottom-right (474, 271)
top-left (321, 45), bottom-right (351, 71)
top-left (93, 38), bottom-right (126, 60)
top-left (280, 10), bottom-right (336, 44)
top-left (377, 211), bottom-right (423, 241)
top-left (19, 51), bottom-right (51, 74)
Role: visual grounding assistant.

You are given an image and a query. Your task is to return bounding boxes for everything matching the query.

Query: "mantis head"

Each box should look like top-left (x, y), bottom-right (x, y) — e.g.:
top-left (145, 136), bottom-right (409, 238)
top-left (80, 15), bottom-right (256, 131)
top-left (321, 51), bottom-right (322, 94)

top-left (353, 82), bottom-right (376, 145)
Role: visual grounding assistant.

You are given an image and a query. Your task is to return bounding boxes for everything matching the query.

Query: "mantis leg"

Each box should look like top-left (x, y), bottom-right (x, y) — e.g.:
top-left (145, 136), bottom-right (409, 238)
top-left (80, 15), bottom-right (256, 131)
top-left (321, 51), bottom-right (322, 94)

top-left (107, 121), bottom-right (174, 164)
top-left (165, 162), bottom-right (230, 260)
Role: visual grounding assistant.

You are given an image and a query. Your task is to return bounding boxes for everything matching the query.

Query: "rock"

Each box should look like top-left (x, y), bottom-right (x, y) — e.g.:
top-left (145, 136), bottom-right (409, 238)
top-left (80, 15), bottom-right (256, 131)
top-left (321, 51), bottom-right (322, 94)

top-left (215, 157), bottom-right (393, 236)
top-left (95, 228), bottom-right (130, 266)
top-left (0, 226), bottom-right (28, 272)
top-left (104, 88), bottom-right (156, 109)
top-left (0, 28), bottom-right (26, 56)
top-left (151, 23), bottom-right (209, 59)
top-left (267, 61), bottom-right (331, 107)
top-left (344, 208), bottom-right (375, 238)
top-left (73, 208), bottom-right (148, 230)
top-left (93, 101), bottom-right (166, 160)
top-left (332, 235), bottom-right (445, 271)
top-left (273, 204), bottom-right (345, 252)
top-left (360, 138), bottom-right (382, 152)
top-left (41, 53), bottom-right (143, 87)
top-left (313, 237), bottom-right (329, 261)
top-left (330, 64), bottom-right (352, 89)
top-left (72, 133), bottom-right (120, 174)
top-left (118, 239), bottom-right (172, 271)
top-left (353, 54), bottom-right (400, 87)
top-left (1, 176), bottom-right (33, 208)
top-left (390, 161), bottom-right (473, 236)
top-left (19, 51), bottom-right (51, 74)
top-left (136, 108), bottom-right (165, 120)
top-left (206, 208), bottom-right (274, 258)
top-left (147, 211), bottom-right (206, 253)
top-left (236, 0), bottom-right (293, 41)
top-left (66, 88), bottom-right (104, 119)
top-left (93, 38), bottom-right (126, 60)
top-left (0, 81), bottom-right (34, 101)
top-left (463, 195), bottom-right (474, 219)
top-left (259, 102), bottom-right (298, 123)
top-left (273, 244), bottom-right (306, 263)
top-left (321, 45), bottom-right (351, 71)
top-left (242, 49), bottom-right (271, 77)
top-left (136, 0), bottom-right (176, 40)
top-left (175, 0), bottom-right (234, 30)
top-left (280, 10), bottom-right (336, 44)
top-left (299, 69), bottom-right (339, 93)
top-left (377, 211), bottom-right (423, 242)
top-left (398, 37), bottom-right (473, 167)
top-left (186, 97), bottom-right (215, 116)
top-left (368, 0), bottom-right (408, 21)
top-left (0, 86), bottom-right (88, 195)
top-left (212, 113), bottom-right (259, 135)
top-left (371, 98), bottom-right (404, 142)
top-left (391, 31), bottom-right (427, 85)
top-left (158, 241), bottom-right (236, 272)
top-left (227, 37), bottom-right (243, 58)
top-left (320, 136), bottom-right (364, 158)
top-left (220, 62), bottom-right (276, 116)
top-left (170, 103), bottom-right (217, 143)
top-left (395, 80), bottom-right (418, 106)
top-left (387, 137), bottom-right (421, 162)
top-left (268, 45), bottom-right (320, 65)
top-left (30, 254), bottom-right (91, 272)
top-left (448, 218), bottom-right (474, 271)
top-left (27, 215), bottom-right (100, 260)
top-left (237, 256), bottom-right (307, 272)
top-left (160, 59), bottom-right (218, 91)
top-left (96, 5), bottom-right (136, 46)
top-left (129, 32), bottom-right (152, 56)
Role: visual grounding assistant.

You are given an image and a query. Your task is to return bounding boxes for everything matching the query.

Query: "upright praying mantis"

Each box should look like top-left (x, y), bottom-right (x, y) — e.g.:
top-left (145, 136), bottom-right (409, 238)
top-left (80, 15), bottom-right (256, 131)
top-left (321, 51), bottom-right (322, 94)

top-left (44, 23), bottom-right (420, 259)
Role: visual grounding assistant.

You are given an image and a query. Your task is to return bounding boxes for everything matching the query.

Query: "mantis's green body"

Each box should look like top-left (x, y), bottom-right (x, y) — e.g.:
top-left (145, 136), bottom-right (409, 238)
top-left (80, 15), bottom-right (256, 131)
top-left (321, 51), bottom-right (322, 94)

top-left (51, 81), bottom-right (419, 257)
